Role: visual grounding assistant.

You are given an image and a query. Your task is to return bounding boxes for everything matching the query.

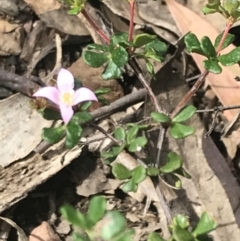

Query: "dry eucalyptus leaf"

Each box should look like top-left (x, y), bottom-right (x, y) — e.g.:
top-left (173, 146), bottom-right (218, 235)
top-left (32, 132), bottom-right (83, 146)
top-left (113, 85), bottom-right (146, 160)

top-left (0, 94), bottom-right (52, 167)
top-left (0, 216), bottom-right (28, 241)
top-left (0, 25), bottom-right (24, 56)
top-left (23, 0), bottom-right (89, 36)
top-left (29, 221), bottom-right (61, 241)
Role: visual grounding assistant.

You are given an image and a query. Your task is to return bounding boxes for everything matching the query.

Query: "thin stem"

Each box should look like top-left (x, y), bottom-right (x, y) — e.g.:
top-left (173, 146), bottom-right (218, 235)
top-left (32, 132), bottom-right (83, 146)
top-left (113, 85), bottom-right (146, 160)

top-left (171, 20), bottom-right (234, 118)
top-left (81, 8), bottom-right (110, 44)
top-left (128, 0), bottom-right (135, 42)
top-left (197, 104), bottom-right (240, 113)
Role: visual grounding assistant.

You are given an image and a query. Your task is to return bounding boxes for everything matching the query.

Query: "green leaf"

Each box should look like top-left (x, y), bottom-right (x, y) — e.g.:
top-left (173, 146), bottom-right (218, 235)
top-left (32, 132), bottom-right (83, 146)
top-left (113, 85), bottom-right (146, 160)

top-left (72, 233), bottom-right (90, 241)
top-left (170, 123), bottom-right (195, 139)
top-left (134, 136), bottom-right (148, 147)
top-left (102, 60), bottom-right (122, 80)
top-left (72, 112), bottom-right (92, 124)
top-left (222, 0), bottom-right (239, 14)
top-left (83, 50), bottom-right (109, 68)
top-left (174, 214), bottom-right (190, 229)
top-left (145, 38), bottom-right (167, 56)
top-left (192, 212), bottom-right (217, 237)
top-left (132, 165), bottom-right (146, 184)
top-left (184, 33), bottom-right (204, 55)
top-left (133, 33), bottom-right (157, 48)
top-left (171, 174), bottom-right (182, 188)
top-left (112, 163), bottom-right (132, 180)
top-left (147, 232), bottom-right (166, 241)
top-left (144, 51), bottom-right (163, 62)
top-left (42, 126), bottom-right (65, 144)
top-left (94, 88), bottom-right (111, 95)
top-left (66, 120), bottom-right (83, 149)
top-left (38, 108), bottom-right (62, 120)
top-left (214, 33), bottom-right (235, 50)
top-left (68, 6), bottom-right (81, 15)
top-left (114, 127), bottom-right (126, 141)
top-left (202, 6), bottom-right (219, 14)
top-left (146, 167), bottom-right (160, 176)
top-left (160, 152), bottom-right (183, 173)
top-left (172, 105), bottom-right (196, 123)
top-left (111, 46), bottom-right (128, 67)
top-left (175, 167), bottom-right (191, 179)
top-left (101, 145), bottom-right (125, 160)
top-left (146, 60), bottom-right (156, 79)
top-left (111, 32), bottom-right (130, 47)
top-left (200, 36), bottom-right (216, 58)
top-left (218, 47), bottom-right (240, 66)
top-left (87, 43), bottom-right (109, 52)
top-left (172, 224), bottom-right (195, 241)
top-left (113, 229), bottom-right (135, 241)
top-left (151, 112), bottom-right (171, 123)
top-left (60, 204), bottom-right (87, 229)
top-left (80, 101), bottom-right (92, 111)
top-left (86, 196), bottom-right (106, 227)
top-left (127, 126), bottom-right (139, 144)
top-left (203, 59), bottom-right (222, 74)
top-left (101, 211), bottom-right (127, 240)
top-left (122, 178), bottom-right (138, 193)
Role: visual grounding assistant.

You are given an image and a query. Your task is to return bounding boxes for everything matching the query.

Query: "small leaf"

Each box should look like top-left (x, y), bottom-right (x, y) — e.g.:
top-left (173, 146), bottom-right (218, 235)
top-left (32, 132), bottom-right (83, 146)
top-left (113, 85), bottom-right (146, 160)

top-left (83, 50), bottom-right (109, 68)
top-left (172, 105), bottom-right (196, 123)
top-left (200, 36), bottom-right (216, 58)
top-left (42, 126), bottom-right (65, 144)
top-left (203, 59), bottom-right (222, 74)
top-left (86, 196), bottom-right (106, 227)
top-left (113, 229), bottom-right (135, 241)
top-left (202, 6), bottom-right (219, 14)
top-left (218, 47), bottom-right (240, 66)
top-left (38, 108), bottom-right (62, 120)
top-left (112, 163), bottom-right (132, 180)
top-left (60, 204), bottom-right (87, 229)
top-left (122, 178), bottom-right (138, 193)
top-left (111, 46), bottom-right (128, 67)
top-left (72, 233), bottom-right (90, 241)
top-left (151, 112), bottom-right (171, 123)
top-left (184, 33), bottom-right (204, 55)
top-left (192, 212), bottom-right (218, 237)
top-left (114, 127), bottom-right (126, 141)
top-left (101, 145), bottom-right (125, 161)
top-left (144, 51), bottom-right (163, 62)
top-left (214, 33), bottom-right (235, 50)
top-left (172, 224), bottom-right (195, 241)
top-left (128, 136), bottom-right (147, 152)
top-left (111, 32), bottom-right (130, 47)
top-left (80, 101), bottom-right (92, 111)
top-left (160, 152), bottom-right (183, 173)
top-left (146, 60), bottom-right (156, 79)
top-left (146, 167), bottom-right (160, 176)
top-left (147, 232), bottom-right (166, 241)
top-left (101, 211), bottom-right (127, 240)
top-left (171, 174), bottom-right (182, 188)
top-left (133, 33), bottom-right (157, 48)
top-left (72, 112), bottom-right (92, 124)
top-left (68, 6), bottom-right (81, 15)
top-left (132, 165), bottom-right (146, 184)
top-left (170, 123), bottom-right (195, 139)
top-left (127, 126), bottom-right (139, 144)
top-left (175, 167), bottom-right (191, 179)
top-left (94, 88), bottom-right (111, 95)
top-left (145, 38), bottom-right (167, 56)
top-left (174, 214), bottom-right (190, 229)
top-left (66, 120), bottom-right (83, 149)
top-left (102, 60), bottom-right (122, 80)
top-left (87, 43), bottom-right (109, 52)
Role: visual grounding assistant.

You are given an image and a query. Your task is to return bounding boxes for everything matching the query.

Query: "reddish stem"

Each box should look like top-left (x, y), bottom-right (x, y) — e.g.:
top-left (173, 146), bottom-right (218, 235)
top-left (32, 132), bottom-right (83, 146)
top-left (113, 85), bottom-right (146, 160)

top-left (128, 0), bottom-right (135, 42)
top-left (81, 8), bottom-right (110, 44)
top-left (171, 20), bottom-right (234, 118)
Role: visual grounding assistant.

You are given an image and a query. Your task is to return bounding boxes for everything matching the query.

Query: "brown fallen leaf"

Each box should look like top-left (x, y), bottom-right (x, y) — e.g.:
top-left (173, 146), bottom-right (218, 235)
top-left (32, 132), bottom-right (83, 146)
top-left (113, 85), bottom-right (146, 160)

top-left (166, 0), bottom-right (240, 122)
top-left (29, 221), bottom-right (61, 241)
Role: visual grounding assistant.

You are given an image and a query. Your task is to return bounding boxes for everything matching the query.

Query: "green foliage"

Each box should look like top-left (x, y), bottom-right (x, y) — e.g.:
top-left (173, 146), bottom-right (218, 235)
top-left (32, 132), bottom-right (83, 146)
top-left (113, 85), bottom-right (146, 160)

top-left (38, 108), bottom-right (62, 120)
top-left (151, 112), bottom-right (171, 123)
top-left (160, 152), bottom-right (183, 173)
top-left (42, 126), bottom-right (65, 144)
top-left (59, 0), bottom-right (88, 15)
top-left (66, 119), bottom-right (83, 149)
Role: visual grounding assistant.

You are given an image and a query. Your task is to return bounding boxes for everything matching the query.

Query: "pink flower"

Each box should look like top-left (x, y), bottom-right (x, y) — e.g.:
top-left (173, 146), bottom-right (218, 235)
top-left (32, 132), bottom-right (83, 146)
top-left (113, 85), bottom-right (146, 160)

top-left (33, 68), bottom-right (98, 124)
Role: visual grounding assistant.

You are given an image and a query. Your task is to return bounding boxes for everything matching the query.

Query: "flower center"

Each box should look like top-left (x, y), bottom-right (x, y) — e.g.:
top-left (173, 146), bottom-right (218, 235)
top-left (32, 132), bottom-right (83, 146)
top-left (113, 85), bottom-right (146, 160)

top-left (60, 91), bottom-right (74, 106)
